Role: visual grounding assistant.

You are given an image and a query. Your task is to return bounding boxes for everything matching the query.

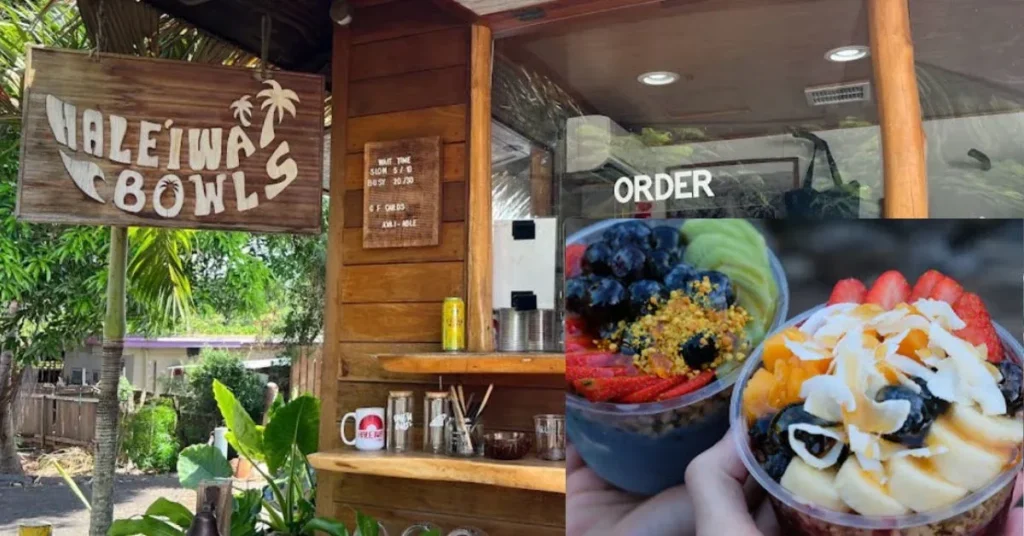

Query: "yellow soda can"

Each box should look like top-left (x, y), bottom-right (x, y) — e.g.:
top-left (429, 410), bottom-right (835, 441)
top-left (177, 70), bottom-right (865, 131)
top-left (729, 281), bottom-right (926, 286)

top-left (442, 297), bottom-right (465, 351)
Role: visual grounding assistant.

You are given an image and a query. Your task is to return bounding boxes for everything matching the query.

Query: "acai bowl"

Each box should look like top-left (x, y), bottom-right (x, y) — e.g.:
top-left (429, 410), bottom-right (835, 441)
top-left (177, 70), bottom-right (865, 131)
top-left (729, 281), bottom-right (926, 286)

top-left (731, 269), bottom-right (1024, 535)
top-left (564, 218), bottom-right (790, 495)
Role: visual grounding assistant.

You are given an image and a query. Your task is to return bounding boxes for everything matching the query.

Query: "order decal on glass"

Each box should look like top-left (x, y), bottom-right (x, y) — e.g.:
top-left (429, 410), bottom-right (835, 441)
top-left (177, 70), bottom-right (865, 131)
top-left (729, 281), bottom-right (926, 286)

top-left (613, 170), bottom-right (715, 203)
top-left (362, 136), bottom-right (441, 249)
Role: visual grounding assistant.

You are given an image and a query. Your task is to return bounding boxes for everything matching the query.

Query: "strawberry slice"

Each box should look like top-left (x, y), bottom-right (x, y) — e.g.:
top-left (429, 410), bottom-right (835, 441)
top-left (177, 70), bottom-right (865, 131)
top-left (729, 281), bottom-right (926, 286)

top-left (929, 277), bottom-right (964, 305)
top-left (828, 278), bottom-right (867, 305)
top-left (573, 376), bottom-right (662, 402)
top-left (864, 271), bottom-right (911, 310)
top-left (566, 351), bottom-right (627, 368)
top-left (566, 366), bottom-right (632, 383)
top-left (655, 370), bottom-right (716, 401)
top-left (565, 315), bottom-right (588, 338)
top-left (910, 269), bottom-right (945, 302)
top-left (565, 335), bottom-right (596, 354)
top-left (617, 377), bottom-right (686, 403)
top-left (952, 292), bottom-right (1004, 362)
top-left (565, 243), bottom-right (587, 278)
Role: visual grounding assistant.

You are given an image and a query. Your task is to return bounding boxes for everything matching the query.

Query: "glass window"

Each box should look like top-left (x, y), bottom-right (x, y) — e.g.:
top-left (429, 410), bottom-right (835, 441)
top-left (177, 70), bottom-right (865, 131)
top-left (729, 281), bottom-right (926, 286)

top-left (495, 0), bottom-right (882, 229)
top-left (911, 0), bottom-right (1024, 217)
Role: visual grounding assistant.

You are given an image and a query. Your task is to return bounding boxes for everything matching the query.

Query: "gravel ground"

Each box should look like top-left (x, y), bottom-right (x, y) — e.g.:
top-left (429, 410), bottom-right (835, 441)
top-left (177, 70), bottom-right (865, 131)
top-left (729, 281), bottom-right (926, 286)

top-left (0, 474), bottom-right (196, 535)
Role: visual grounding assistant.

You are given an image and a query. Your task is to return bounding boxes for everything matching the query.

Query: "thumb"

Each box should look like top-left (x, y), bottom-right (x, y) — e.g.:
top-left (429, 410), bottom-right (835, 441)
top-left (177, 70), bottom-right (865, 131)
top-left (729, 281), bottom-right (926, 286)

top-left (686, 432), bottom-right (764, 536)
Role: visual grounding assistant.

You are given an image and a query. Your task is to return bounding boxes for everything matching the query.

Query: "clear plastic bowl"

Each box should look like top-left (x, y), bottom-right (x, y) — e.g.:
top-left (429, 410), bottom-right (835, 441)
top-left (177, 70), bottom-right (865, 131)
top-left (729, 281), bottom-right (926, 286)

top-left (565, 218), bottom-right (791, 495)
top-left (730, 305), bottom-right (1024, 535)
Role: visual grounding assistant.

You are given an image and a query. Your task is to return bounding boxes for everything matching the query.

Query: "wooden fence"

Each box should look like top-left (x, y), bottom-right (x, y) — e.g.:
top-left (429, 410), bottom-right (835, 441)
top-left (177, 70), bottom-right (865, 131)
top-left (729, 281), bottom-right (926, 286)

top-left (18, 394), bottom-right (98, 447)
top-left (290, 347), bottom-right (322, 400)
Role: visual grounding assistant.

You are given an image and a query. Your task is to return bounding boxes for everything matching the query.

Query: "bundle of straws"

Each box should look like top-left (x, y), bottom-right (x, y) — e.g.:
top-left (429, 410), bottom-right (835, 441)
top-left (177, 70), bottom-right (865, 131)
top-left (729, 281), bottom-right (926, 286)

top-left (448, 383), bottom-right (493, 453)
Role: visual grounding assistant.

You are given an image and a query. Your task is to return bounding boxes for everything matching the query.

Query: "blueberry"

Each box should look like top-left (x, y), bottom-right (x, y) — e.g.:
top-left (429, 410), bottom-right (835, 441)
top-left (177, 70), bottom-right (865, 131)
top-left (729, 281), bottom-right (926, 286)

top-left (650, 226), bottom-right (682, 251)
top-left (769, 403), bottom-right (837, 452)
top-left (645, 249), bottom-right (677, 280)
top-left (663, 263), bottom-right (698, 293)
top-left (761, 451), bottom-right (793, 482)
top-left (598, 322), bottom-right (620, 341)
top-left (581, 242), bottom-right (613, 275)
top-left (603, 221), bottom-right (653, 250)
top-left (620, 330), bottom-right (652, 356)
top-left (997, 361), bottom-right (1023, 414)
top-left (610, 246), bottom-right (647, 282)
top-left (565, 276), bottom-right (592, 314)
top-left (910, 376), bottom-right (951, 417)
top-left (587, 277), bottom-right (628, 323)
top-left (628, 280), bottom-right (665, 316)
top-left (695, 270), bottom-right (736, 309)
top-left (749, 414), bottom-right (776, 463)
top-left (678, 332), bottom-right (718, 369)
top-left (876, 385), bottom-right (935, 448)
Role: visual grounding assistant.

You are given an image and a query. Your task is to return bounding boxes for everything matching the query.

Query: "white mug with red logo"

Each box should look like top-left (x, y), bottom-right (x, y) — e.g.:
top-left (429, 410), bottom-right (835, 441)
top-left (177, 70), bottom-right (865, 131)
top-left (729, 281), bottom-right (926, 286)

top-left (341, 407), bottom-right (386, 451)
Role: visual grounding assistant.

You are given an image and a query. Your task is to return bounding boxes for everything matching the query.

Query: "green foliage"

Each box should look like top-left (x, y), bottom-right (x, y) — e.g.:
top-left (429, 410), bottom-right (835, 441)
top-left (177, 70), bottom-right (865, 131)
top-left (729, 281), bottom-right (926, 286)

top-left (263, 395), bottom-right (318, 474)
top-left (176, 444), bottom-right (233, 489)
top-left (231, 489), bottom-right (264, 536)
top-left (109, 498), bottom-right (196, 536)
top-left (122, 404), bottom-right (180, 473)
top-left (259, 197), bottom-right (328, 346)
top-left (212, 379), bottom-right (264, 463)
top-left (117, 382), bottom-right (364, 536)
top-left (118, 375), bottom-right (135, 403)
top-left (178, 349), bottom-right (265, 446)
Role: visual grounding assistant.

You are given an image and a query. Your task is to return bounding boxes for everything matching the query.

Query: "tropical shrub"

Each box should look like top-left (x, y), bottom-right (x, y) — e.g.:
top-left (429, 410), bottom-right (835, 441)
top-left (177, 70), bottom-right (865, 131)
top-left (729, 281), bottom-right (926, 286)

top-left (122, 403), bottom-right (179, 473)
top-left (109, 380), bottom-right (422, 536)
top-left (178, 348), bottom-right (265, 446)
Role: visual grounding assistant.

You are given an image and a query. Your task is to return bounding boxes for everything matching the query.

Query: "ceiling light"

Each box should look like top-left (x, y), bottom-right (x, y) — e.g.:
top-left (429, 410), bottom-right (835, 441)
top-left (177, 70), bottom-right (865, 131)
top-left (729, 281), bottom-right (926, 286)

top-left (638, 71), bottom-right (679, 86)
top-left (330, 0), bottom-right (352, 26)
top-left (826, 46), bottom-right (869, 62)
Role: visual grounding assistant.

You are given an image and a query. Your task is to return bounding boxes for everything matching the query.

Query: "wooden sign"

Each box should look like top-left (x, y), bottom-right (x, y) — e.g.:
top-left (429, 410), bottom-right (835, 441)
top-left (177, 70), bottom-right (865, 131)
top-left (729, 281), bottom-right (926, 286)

top-left (17, 46), bottom-right (324, 234)
top-left (362, 137), bottom-right (442, 248)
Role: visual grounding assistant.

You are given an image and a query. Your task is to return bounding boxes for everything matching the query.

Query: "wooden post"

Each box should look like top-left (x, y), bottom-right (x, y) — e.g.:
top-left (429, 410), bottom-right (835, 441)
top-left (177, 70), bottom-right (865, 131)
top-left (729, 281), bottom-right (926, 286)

top-left (194, 480), bottom-right (232, 536)
top-left (466, 24), bottom-right (495, 352)
top-left (530, 147), bottom-right (553, 217)
top-left (40, 395), bottom-right (47, 448)
top-left (868, 0), bottom-right (928, 218)
top-left (315, 23), bottom-right (351, 520)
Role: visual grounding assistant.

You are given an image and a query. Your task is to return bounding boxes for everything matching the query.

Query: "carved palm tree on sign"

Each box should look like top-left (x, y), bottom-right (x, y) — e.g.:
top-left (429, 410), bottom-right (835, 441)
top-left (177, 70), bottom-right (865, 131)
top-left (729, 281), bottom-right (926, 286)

top-left (257, 80), bottom-right (299, 148)
top-left (230, 95), bottom-right (253, 127)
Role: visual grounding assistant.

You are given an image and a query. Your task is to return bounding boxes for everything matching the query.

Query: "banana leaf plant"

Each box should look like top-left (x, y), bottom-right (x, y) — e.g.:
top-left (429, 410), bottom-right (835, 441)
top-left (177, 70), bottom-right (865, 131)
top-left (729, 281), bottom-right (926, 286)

top-left (107, 380), bottom-right (399, 536)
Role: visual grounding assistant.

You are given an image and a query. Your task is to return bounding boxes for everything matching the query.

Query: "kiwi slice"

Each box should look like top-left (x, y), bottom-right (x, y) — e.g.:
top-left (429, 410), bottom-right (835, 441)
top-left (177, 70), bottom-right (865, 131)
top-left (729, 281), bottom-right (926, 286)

top-left (681, 219), bottom-right (765, 250)
top-left (683, 233), bottom-right (769, 273)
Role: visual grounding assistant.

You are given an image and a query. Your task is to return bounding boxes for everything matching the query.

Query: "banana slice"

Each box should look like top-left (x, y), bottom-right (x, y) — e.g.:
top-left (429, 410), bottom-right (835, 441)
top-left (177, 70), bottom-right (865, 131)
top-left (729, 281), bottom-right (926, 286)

top-left (948, 403), bottom-right (1024, 448)
top-left (887, 456), bottom-right (968, 512)
top-left (835, 457), bottom-right (910, 516)
top-left (780, 457), bottom-right (848, 512)
top-left (926, 418), bottom-right (1006, 491)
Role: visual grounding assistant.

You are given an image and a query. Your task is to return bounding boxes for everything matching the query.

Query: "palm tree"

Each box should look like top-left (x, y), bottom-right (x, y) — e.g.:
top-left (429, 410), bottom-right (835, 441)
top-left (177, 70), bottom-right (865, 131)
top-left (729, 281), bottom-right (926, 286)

top-left (231, 95), bottom-right (253, 127)
top-left (257, 79), bottom-right (300, 148)
top-left (1, 2), bottom-right (256, 534)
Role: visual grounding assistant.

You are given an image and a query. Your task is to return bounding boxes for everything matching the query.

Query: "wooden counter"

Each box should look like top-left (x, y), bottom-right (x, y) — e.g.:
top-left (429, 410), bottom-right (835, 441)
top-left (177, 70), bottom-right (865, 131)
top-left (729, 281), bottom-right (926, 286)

top-left (310, 450), bottom-right (565, 494)
top-left (376, 352), bottom-right (564, 374)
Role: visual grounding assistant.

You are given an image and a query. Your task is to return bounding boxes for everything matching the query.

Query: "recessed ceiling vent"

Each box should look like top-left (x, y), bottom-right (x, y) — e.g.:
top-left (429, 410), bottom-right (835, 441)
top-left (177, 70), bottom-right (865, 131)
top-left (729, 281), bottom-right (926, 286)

top-left (804, 81), bottom-right (872, 106)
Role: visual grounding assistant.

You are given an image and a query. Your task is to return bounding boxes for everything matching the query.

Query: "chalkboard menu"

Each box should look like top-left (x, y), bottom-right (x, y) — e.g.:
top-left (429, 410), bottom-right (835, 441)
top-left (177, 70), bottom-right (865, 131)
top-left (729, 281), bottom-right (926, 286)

top-left (362, 137), bottom-right (441, 249)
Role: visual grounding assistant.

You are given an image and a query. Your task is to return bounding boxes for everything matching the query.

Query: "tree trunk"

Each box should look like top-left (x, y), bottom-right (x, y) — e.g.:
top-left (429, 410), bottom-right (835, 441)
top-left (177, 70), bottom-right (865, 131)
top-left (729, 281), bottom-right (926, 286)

top-left (90, 226), bottom-right (128, 536)
top-left (0, 347), bottom-right (23, 475)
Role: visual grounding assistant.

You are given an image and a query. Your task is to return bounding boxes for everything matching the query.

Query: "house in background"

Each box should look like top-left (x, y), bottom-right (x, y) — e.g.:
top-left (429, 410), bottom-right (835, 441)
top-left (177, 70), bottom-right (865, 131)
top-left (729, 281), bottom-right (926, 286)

top-left (62, 336), bottom-right (287, 394)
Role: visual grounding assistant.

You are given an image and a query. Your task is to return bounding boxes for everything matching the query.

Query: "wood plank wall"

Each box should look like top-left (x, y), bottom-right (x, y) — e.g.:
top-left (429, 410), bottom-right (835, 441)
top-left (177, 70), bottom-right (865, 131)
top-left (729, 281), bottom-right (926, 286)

top-left (320, 2), bottom-right (565, 534)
